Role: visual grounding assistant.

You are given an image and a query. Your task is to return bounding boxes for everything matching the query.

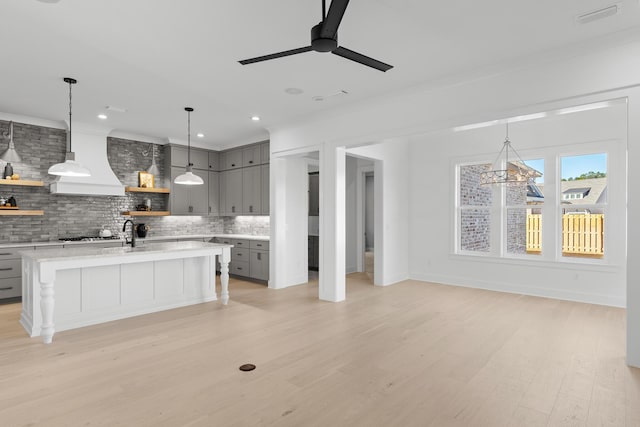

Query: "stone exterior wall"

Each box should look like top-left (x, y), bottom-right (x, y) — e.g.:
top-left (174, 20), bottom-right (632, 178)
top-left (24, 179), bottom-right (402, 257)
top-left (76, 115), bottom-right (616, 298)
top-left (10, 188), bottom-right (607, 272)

top-left (459, 164), bottom-right (491, 252)
top-left (459, 164), bottom-right (530, 253)
top-left (0, 120), bottom-right (268, 243)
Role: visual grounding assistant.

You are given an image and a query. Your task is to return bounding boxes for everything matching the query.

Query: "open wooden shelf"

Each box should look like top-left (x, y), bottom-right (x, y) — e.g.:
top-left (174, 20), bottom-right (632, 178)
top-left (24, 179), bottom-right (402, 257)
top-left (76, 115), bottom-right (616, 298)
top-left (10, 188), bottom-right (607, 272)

top-left (0, 179), bottom-right (44, 187)
top-left (0, 209), bottom-right (44, 216)
top-left (125, 186), bottom-right (170, 194)
top-left (121, 211), bottom-right (170, 217)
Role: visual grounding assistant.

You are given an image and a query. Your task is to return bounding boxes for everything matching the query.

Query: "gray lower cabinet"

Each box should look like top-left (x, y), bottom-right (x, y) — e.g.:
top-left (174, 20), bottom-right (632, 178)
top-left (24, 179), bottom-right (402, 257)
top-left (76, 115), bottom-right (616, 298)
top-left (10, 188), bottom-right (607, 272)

top-left (214, 237), bottom-right (268, 282)
top-left (170, 166), bottom-right (209, 215)
top-left (0, 248), bottom-right (26, 300)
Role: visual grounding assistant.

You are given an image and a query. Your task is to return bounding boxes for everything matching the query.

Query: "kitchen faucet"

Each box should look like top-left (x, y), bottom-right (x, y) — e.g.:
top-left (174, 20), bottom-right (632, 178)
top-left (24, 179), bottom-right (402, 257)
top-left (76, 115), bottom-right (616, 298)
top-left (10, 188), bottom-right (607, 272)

top-left (122, 219), bottom-right (136, 247)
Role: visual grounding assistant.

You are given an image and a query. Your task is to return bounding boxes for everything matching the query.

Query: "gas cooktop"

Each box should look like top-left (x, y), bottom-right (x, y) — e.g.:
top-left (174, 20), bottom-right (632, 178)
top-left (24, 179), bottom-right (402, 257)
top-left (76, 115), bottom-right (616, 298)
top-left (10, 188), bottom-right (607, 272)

top-left (59, 236), bottom-right (123, 242)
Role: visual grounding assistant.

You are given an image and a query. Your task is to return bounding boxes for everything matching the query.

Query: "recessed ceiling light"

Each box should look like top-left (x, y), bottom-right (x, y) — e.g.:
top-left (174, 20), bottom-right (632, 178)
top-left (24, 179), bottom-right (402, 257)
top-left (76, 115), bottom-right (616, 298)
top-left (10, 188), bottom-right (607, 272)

top-left (197, 133), bottom-right (204, 138)
top-left (251, 116), bottom-right (261, 121)
top-left (284, 88), bottom-right (304, 95)
top-left (97, 114), bottom-right (108, 120)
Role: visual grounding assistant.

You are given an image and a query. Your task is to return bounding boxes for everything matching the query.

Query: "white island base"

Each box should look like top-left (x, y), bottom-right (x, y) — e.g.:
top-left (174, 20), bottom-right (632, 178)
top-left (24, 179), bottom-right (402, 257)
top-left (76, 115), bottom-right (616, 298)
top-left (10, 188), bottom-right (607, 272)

top-left (19, 241), bottom-right (232, 343)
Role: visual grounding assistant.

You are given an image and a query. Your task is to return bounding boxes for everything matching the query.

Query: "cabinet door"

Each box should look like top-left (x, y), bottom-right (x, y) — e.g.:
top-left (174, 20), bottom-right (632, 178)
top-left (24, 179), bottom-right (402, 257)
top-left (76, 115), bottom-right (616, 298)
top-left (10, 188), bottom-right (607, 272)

top-left (190, 149), bottom-right (209, 170)
top-left (223, 169), bottom-right (243, 215)
top-left (170, 166), bottom-right (190, 215)
top-left (309, 173), bottom-right (320, 216)
top-left (208, 171), bottom-right (220, 215)
top-left (261, 142), bottom-right (270, 164)
top-left (242, 145), bottom-right (261, 167)
top-left (208, 151), bottom-right (219, 171)
top-left (249, 250), bottom-right (269, 281)
top-left (170, 146), bottom-right (188, 167)
top-left (222, 149), bottom-right (243, 170)
top-left (242, 166), bottom-right (261, 214)
top-left (189, 169), bottom-right (209, 215)
top-left (261, 164), bottom-right (269, 215)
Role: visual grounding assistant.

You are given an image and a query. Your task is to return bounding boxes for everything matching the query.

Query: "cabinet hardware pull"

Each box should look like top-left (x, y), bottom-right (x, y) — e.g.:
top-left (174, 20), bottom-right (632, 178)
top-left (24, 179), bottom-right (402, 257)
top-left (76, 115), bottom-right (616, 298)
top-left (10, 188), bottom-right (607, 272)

top-left (209, 206), bottom-right (211, 213)
top-left (249, 206), bottom-right (253, 212)
top-left (0, 287), bottom-right (12, 291)
top-left (231, 163), bottom-right (236, 167)
top-left (232, 206), bottom-right (235, 213)
top-left (237, 253), bottom-right (242, 256)
top-left (0, 267), bottom-right (13, 271)
top-left (257, 253), bottom-right (261, 261)
top-left (249, 160), bottom-right (253, 164)
top-left (238, 267), bottom-right (243, 270)
top-left (0, 253), bottom-right (12, 256)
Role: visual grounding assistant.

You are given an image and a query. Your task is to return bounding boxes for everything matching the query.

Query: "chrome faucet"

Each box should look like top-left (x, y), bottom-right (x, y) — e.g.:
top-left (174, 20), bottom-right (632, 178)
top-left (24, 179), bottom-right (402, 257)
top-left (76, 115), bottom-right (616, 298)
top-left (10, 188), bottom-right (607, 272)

top-left (122, 219), bottom-right (136, 247)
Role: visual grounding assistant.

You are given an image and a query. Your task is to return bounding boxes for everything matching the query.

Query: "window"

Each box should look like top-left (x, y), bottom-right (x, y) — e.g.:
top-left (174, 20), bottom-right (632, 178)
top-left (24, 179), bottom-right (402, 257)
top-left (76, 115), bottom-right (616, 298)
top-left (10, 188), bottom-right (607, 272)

top-left (560, 153), bottom-right (607, 258)
top-left (506, 159), bottom-right (544, 256)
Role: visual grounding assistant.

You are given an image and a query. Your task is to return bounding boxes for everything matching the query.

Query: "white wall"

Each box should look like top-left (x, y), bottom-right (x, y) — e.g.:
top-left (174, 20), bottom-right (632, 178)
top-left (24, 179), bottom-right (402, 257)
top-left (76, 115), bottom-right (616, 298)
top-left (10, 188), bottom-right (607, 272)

top-left (269, 33), bottom-right (640, 367)
top-left (409, 101), bottom-right (627, 306)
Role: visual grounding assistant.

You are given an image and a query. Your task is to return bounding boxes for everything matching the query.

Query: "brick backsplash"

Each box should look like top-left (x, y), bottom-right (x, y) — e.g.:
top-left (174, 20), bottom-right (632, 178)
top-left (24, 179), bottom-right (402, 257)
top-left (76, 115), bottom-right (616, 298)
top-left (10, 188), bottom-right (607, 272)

top-left (0, 120), bottom-right (269, 243)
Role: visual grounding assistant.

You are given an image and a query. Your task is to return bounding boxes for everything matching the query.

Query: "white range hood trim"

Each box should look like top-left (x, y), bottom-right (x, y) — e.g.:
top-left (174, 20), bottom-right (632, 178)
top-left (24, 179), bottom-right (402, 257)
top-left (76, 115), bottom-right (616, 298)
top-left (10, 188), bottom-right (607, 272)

top-left (50, 124), bottom-right (125, 196)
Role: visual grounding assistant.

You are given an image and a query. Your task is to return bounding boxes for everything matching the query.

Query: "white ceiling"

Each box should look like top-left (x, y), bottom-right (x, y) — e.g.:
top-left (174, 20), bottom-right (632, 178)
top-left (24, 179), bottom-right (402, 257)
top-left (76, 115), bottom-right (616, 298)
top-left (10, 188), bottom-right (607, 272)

top-left (1, 0), bottom-right (639, 149)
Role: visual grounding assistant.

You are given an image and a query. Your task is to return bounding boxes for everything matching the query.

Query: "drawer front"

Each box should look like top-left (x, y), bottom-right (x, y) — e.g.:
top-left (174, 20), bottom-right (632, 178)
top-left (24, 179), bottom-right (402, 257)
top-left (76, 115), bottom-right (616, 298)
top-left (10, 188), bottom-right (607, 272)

top-left (230, 261), bottom-right (249, 276)
top-left (0, 277), bottom-right (21, 299)
top-left (249, 240), bottom-right (268, 250)
top-left (0, 259), bottom-right (21, 279)
top-left (0, 248), bottom-right (24, 260)
top-left (232, 239), bottom-right (250, 249)
top-left (232, 248), bottom-right (248, 262)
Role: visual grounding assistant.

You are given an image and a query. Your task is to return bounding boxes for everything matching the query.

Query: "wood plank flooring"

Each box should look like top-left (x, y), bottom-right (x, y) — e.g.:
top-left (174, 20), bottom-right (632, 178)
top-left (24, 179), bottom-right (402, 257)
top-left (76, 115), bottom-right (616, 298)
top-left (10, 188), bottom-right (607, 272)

top-left (0, 275), bottom-right (638, 426)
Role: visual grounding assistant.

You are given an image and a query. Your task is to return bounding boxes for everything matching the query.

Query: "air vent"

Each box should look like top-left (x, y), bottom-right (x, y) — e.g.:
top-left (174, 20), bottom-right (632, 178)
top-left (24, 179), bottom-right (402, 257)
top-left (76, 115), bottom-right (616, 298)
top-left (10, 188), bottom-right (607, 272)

top-left (576, 4), bottom-right (620, 24)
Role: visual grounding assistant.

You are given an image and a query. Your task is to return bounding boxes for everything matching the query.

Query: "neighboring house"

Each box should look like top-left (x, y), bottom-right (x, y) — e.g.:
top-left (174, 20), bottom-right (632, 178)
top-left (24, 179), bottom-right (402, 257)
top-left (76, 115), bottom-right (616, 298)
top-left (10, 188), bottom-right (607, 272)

top-left (537, 177), bottom-right (607, 211)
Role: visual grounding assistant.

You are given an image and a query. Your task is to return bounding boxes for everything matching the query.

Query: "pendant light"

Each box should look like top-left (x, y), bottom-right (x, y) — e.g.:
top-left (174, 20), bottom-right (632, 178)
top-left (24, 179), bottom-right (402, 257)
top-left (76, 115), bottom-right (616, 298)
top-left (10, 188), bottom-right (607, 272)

top-left (1, 121), bottom-right (22, 163)
top-left (174, 107), bottom-right (204, 185)
top-left (479, 123), bottom-right (538, 186)
top-left (48, 77), bottom-right (91, 177)
top-left (146, 143), bottom-right (160, 176)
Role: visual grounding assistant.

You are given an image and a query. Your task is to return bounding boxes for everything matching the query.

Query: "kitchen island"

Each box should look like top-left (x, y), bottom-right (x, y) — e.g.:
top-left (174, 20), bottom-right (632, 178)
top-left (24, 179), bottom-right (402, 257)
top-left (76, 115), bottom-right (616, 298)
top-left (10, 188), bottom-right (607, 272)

top-left (20, 241), bottom-right (232, 344)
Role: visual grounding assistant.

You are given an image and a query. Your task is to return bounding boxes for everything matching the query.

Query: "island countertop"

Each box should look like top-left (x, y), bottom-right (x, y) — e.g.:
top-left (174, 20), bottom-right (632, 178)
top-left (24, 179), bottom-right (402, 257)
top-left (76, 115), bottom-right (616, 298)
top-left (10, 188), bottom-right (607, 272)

top-left (19, 241), bottom-right (232, 263)
top-left (20, 241), bottom-right (233, 344)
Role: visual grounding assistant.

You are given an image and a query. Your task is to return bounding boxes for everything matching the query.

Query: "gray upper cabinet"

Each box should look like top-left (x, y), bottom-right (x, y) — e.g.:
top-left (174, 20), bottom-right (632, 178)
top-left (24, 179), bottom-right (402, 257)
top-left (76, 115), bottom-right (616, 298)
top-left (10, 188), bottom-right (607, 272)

top-left (170, 145), bottom-right (208, 170)
top-left (260, 142), bottom-right (270, 164)
top-left (170, 166), bottom-right (209, 215)
top-left (242, 166), bottom-right (261, 214)
top-left (242, 145), bottom-right (261, 167)
top-left (220, 169), bottom-right (243, 215)
top-left (221, 149), bottom-right (243, 170)
top-left (208, 171), bottom-right (219, 215)
top-left (261, 164), bottom-right (269, 215)
top-left (208, 151), bottom-right (220, 171)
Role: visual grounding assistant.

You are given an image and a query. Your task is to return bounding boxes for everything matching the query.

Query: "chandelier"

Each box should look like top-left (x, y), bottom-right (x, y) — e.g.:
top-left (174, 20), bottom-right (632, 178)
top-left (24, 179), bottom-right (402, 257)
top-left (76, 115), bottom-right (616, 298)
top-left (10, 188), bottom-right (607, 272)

top-left (480, 123), bottom-right (537, 185)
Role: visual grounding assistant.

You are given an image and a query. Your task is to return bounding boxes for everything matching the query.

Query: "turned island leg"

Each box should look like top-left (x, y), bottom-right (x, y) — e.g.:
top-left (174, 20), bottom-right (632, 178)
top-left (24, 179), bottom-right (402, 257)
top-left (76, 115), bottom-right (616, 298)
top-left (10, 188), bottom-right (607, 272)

top-left (40, 281), bottom-right (55, 344)
top-left (219, 248), bottom-right (230, 305)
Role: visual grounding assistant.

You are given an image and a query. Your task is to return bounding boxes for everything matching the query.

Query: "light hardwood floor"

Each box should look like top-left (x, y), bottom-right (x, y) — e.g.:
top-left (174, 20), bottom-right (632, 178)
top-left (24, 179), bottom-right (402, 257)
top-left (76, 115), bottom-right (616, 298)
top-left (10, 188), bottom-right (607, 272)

top-left (0, 276), bottom-right (638, 427)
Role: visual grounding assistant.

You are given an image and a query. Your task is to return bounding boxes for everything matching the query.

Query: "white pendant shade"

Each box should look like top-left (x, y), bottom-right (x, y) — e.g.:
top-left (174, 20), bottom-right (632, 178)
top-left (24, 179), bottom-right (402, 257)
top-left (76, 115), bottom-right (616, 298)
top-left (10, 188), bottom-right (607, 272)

top-left (174, 166), bottom-right (203, 185)
top-left (174, 107), bottom-right (203, 185)
top-left (1, 122), bottom-right (22, 163)
top-left (147, 158), bottom-right (160, 176)
top-left (48, 155), bottom-right (91, 177)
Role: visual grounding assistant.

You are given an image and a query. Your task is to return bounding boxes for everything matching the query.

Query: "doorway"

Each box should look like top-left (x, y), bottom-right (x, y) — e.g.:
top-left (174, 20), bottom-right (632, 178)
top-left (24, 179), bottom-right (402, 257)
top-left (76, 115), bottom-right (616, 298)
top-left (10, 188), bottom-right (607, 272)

top-left (364, 172), bottom-right (374, 278)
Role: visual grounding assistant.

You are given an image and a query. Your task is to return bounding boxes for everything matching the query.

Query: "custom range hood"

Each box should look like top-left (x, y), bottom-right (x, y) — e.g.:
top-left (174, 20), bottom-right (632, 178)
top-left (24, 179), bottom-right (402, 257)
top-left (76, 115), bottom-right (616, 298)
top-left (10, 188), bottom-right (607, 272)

top-left (50, 125), bottom-right (124, 196)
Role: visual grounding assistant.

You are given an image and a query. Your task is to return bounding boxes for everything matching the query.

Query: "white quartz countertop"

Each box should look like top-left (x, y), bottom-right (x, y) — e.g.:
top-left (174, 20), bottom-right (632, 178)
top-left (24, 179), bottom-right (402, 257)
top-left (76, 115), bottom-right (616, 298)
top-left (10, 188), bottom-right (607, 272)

top-left (0, 233), bottom-right (269, 249)
top-left (19, 241), bottom-right (232, 262)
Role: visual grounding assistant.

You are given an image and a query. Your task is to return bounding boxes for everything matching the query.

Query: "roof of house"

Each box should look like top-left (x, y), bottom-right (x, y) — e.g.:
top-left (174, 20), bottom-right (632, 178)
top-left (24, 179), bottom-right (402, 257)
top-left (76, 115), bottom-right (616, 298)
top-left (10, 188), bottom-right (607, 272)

top-left (537, 178), bottom-right (607, 204)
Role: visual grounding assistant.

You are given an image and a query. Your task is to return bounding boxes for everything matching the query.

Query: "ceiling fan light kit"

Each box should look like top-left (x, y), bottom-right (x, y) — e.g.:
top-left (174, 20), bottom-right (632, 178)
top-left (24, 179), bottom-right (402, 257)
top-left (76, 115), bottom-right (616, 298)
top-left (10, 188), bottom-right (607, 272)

top-left (239, 0), bottom-right (393, 72)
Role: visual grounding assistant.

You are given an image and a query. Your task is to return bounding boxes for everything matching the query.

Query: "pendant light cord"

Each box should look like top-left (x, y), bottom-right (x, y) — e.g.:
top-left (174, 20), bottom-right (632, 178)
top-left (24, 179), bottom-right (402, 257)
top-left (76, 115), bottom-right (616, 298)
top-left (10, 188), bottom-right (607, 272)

top-left (68, 79), bottom-right (72, 153)
top-left (187, 109), bottom-right (192, 166)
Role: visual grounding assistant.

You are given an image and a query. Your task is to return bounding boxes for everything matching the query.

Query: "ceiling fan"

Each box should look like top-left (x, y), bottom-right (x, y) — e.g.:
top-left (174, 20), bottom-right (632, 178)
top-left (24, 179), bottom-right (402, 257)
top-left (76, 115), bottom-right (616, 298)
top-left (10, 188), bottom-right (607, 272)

top-left (239, 0), bottom-right (393, 72)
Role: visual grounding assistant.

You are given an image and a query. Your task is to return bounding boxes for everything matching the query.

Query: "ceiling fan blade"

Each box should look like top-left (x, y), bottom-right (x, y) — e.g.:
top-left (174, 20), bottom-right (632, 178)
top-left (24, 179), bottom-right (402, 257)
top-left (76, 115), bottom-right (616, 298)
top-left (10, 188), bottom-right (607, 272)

top-left (332, 46), bottom-right (393, 72)
top-left (321, 0), bottom-right (350, 39)
top-left (239, 46), bottom-right (313, 65)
